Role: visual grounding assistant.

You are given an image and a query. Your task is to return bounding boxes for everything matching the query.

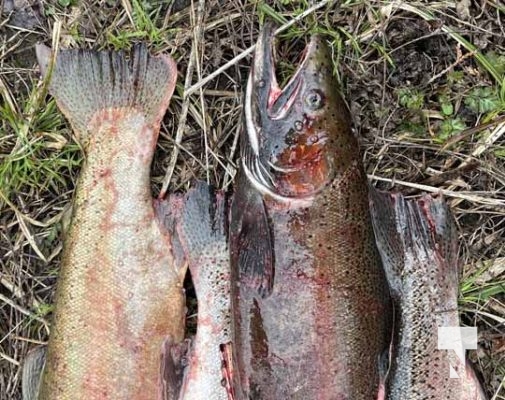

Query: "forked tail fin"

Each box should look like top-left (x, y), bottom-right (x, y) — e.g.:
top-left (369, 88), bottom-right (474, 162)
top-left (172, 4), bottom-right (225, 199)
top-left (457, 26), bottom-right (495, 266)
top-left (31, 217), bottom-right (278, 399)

top-left (177, 180), bottom-right (227, 264)
top-left (369, 190), bottom-right (459, 303)
top-left (369, 193), bottom-right (488, 399)
top-left (35, 44), bottom-right (177, 141)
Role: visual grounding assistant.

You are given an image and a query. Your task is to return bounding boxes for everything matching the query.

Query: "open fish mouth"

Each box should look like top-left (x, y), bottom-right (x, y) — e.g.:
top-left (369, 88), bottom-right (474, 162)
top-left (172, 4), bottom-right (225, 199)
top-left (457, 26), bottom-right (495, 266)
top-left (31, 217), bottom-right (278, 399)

top-left (243, 24), bottom-right (334, 200)
top-left (244, 23), bottom-right (316, 156)
top-left (252, 26), bottom-right (312, 119)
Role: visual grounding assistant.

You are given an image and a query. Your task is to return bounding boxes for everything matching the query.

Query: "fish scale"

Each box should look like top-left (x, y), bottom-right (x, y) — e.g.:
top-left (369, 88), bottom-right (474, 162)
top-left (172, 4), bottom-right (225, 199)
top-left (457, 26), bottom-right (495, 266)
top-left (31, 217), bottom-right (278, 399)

top-left (230, 24), bottom-right (392, 399)
top-left (370, 191), bottom-right (488, 400)
top-left (27, 45), bottom-right (186, 400)
top-left (175, 183), bottom-right (233, 400)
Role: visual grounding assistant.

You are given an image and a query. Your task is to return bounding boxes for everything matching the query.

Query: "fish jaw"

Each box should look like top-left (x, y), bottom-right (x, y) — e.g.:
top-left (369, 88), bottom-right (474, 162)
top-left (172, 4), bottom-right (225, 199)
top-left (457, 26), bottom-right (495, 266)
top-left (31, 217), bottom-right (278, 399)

top-left (230, 164), bottom-right (393, 398)
top-left (232, 26), bottom-right (392, 398)
top-left (243, 23), bottom-right (356, 201)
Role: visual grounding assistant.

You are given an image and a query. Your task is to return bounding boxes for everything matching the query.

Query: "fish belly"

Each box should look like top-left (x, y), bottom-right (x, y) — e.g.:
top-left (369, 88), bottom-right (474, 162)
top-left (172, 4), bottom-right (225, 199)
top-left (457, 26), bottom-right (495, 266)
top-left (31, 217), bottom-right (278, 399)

top-left (234, 166), bottom-right (391, 399)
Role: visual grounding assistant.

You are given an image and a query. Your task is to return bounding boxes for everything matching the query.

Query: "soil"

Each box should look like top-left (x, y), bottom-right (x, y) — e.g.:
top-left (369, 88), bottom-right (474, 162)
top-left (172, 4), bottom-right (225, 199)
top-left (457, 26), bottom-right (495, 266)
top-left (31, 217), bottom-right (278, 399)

top-left (0, 1), bottom-right (503, 398)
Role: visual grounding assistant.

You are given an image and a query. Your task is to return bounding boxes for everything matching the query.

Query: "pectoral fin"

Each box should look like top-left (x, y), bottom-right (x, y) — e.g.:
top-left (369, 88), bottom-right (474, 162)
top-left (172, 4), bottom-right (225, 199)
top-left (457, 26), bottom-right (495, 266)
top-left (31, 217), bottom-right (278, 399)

top-left (230, 171), bottom-right (274, 298)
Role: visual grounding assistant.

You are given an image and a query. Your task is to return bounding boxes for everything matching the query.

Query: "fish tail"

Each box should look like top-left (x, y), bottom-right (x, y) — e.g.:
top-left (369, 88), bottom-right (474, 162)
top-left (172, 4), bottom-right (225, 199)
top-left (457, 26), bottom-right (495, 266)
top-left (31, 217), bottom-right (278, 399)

top-left (177, 180), bottom-right (227, 264)
top-left (370, 192), bottom-right (489, 398)
top-left (35, 44), bottom-right (177, 141)
top-left (370, 190), bottom-right (459, 299)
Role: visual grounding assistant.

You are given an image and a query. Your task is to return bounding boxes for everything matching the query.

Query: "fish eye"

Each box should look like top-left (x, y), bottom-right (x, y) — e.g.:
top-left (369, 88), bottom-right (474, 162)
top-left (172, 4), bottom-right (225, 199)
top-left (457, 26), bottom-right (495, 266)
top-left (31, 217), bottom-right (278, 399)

top-left (305, 89), bottom-right (324, 110)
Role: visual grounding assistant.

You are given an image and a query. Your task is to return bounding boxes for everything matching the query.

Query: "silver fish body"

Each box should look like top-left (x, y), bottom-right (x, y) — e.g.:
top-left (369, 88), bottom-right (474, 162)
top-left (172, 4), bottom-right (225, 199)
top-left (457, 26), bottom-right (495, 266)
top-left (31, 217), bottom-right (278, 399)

top-left (370, 191), bottom-right (488, 400)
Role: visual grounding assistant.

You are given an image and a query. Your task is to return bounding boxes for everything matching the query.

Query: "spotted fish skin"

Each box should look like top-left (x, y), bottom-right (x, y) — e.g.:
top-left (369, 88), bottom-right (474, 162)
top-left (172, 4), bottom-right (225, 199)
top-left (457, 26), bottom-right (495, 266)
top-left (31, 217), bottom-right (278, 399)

top-left (175, 182), bottom-right (236, 400)
top-left (32, 45), bottom-right (186, 400)
top-left (370, 191), bottom-right (488, 400)
top-left (230, 24), bottom-right (392, 399)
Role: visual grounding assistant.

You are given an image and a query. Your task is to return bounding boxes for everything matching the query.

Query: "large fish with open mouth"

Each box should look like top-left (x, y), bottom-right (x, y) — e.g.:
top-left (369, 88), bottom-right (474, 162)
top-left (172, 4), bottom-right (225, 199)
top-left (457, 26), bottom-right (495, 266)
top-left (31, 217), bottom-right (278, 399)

top-left (25, 45), bottom-right (186, 399)
top-left (370, 191), bottom-right (488, 400)
top-left (229, 24), bottom-right (392, 399)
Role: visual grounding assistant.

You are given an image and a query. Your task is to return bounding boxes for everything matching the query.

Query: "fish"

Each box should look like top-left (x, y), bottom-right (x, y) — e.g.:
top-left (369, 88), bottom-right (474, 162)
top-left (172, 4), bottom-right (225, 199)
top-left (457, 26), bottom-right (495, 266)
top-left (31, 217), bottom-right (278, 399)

top-left (26, 44), bottom-right (187, 399)
top-left (369, 191), bottom-right (489, 400)
top-left (229, 24), bottom-right (392, 399)
top-left (167, 181), bottom-right (237, 400)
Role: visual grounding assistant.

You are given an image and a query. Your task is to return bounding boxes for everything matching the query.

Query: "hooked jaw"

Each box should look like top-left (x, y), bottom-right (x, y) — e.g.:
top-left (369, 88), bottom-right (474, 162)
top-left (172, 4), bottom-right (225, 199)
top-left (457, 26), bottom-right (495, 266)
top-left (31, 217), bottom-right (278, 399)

top-left (243, 24), bottom-right (337, 202)
top-left (246, 23), bottom-right (323, 133)
top-left (245, 23), bottom-right (308, 156)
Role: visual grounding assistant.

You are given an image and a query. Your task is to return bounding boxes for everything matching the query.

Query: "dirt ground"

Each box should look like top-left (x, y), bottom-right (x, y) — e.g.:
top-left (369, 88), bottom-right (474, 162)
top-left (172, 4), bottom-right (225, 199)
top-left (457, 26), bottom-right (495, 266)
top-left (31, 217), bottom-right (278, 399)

top-left (0, 0), bottom-right (504, 399)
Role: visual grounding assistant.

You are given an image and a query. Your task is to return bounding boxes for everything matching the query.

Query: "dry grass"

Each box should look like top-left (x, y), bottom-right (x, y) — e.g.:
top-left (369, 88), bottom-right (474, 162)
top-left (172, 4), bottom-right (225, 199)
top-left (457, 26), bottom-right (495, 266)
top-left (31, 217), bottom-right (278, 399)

top-left (0, 0), bottom-right (504, 398)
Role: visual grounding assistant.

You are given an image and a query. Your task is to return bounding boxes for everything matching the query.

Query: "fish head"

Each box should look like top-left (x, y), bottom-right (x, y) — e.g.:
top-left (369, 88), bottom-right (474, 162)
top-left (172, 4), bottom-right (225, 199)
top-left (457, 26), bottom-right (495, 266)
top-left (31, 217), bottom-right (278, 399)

top-left (243, 23), bottom-right (356, 201)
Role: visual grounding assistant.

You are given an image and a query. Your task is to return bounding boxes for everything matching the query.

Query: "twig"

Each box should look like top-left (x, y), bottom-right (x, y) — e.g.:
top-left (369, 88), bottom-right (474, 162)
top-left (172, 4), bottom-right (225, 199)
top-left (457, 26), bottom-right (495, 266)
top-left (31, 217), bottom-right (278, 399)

top-left (0, 189), bottom-right (63, 228)
top-left (0, 276), bottom-right (42, 310)
top-left (426, 45), bottom-right (475, 85)
top-left (159, 0), bottom-right (206, 198)
top-left (0, 293), bottom-right (49, 329)
top-left (120, 0), bottom-right (135, 26)
top-left (441, 115), bottom-right (505, 150)
top-left (491, 376), bottom-right (504, 400)
top-left (0, 190), bottom-right (47, 262)
top-left (409, 160), bottom-right (478, 190)
top-left (184, 0), bottom-right (333, 97)
top-left (194, 1), bottom-right (210, 183)
top-left (456, 120), bottom-right (505, 171)
top-left (471, 121), bottom-right (505, 158)
top-left (159, 127), bottom-right (207, 170)
top-left (222, 123), bottom-right (241, 189)
top-left (368, 175), bottom-right (505, 207)
top-left (0, 352), bottom-right (19, 366)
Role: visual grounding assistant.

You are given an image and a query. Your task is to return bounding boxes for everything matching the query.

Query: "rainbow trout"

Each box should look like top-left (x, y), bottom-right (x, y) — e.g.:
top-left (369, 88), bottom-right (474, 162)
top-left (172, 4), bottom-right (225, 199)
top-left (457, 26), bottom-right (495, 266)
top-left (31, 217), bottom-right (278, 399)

top-left (370, 191), bottom-right (488, 400)
top-left (170, 182), bottom-right (235, 400)
top-left (27, 45), bottom-right (186, 399)
top-left (229, 24), bottom-right (392, 399)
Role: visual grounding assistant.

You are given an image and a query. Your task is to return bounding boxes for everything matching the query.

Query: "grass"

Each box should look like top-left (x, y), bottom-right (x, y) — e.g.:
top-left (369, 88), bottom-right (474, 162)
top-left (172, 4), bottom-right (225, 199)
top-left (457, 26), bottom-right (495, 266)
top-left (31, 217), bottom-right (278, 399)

top-left (0, 0), bottom-right (504, 398)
